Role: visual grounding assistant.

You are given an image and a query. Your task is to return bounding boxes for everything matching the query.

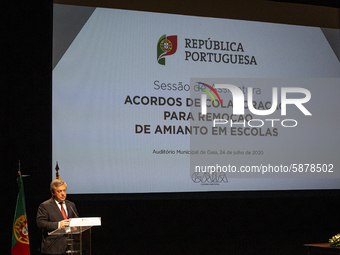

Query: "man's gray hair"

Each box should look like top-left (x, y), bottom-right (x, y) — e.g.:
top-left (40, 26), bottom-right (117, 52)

top-left (50, 179), bottom-right (67, 193)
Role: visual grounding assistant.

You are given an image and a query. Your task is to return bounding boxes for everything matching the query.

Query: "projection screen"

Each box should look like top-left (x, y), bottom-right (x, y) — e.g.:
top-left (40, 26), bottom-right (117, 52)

top-left (52, 3), bottom-right (340, 194)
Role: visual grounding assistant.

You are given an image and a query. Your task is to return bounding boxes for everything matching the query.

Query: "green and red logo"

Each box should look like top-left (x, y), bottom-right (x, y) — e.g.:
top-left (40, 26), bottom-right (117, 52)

top-left (157, 34), bottom-right (177, 65)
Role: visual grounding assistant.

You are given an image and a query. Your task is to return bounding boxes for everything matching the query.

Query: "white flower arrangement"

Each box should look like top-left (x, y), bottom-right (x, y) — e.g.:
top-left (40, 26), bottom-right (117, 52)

top-left (329, 233), bottom-right (340, 247)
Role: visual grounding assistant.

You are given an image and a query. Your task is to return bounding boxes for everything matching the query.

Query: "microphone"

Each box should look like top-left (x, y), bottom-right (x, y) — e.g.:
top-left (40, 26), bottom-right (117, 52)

top-left (70, 206), bottom-right (79, 218)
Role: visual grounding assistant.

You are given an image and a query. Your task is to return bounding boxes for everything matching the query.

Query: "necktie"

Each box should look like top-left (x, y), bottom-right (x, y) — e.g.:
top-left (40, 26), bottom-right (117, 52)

top-left (60, 202), bottom-right (67, 219)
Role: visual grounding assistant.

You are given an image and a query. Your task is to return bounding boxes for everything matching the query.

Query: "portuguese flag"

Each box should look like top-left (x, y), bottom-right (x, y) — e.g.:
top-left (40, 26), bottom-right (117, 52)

top-left (157, 34), bottom-right (178, 65)
top-left (11, 174), bottom-right (30, 255)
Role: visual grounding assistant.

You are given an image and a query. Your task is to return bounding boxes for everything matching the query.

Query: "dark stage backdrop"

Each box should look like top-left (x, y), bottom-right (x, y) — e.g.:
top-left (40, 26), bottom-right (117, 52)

top-left (3, 0), bottom-right (340, 254)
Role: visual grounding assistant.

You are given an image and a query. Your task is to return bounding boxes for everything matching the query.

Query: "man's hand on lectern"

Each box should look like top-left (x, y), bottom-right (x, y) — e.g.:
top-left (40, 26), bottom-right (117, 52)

top-left (60, 219), bottom-right (70, 228)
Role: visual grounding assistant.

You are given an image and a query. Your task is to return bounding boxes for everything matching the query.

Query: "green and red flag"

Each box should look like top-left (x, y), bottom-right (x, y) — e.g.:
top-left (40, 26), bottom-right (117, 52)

top-left (11, 172), bottom-right (30, 255)
top-left (157, 34), bottom-right (178, 65)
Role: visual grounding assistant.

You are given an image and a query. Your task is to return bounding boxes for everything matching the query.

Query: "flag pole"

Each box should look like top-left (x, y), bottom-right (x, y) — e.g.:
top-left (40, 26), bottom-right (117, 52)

top-left (18, 160), bottom-right (21, 176)
top-left (55, 161), bottom-right (60, 179)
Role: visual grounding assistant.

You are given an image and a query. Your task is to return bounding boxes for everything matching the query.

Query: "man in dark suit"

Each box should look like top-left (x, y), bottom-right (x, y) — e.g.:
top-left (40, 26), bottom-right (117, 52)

top-left (37, 179), bottom-right (78, 255)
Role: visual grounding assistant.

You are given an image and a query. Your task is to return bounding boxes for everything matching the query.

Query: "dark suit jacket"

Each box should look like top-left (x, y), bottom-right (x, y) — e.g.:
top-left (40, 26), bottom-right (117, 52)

top-left (36, 197), bottom-right (78, 254)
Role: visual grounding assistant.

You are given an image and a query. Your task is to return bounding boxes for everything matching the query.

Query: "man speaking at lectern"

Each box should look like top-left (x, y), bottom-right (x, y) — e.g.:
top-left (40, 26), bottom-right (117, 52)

top-left (37, 179), bottom-right (78, 255)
